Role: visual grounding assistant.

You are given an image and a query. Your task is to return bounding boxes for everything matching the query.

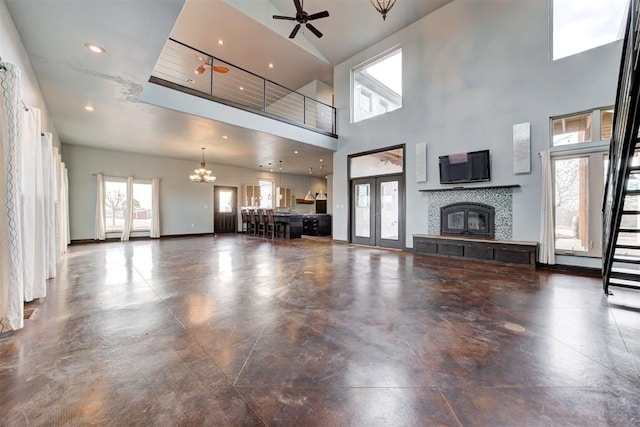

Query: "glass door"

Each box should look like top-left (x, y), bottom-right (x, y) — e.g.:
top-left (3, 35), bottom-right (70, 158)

top-left (351, 179), bottom-right (375, 245)
top-left (376, 175), bottom-right (403, 249)
top-left (214, 186), bottom-right (237, 233)
top-left (350, 176), bottom-right (404, 249)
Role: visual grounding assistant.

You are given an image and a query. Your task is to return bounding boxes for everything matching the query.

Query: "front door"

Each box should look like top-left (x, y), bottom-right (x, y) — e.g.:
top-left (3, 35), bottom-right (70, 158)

top-left (351, 175), bottom-right (404, 249)
top-left (214, 186), bottom-right (237, 233)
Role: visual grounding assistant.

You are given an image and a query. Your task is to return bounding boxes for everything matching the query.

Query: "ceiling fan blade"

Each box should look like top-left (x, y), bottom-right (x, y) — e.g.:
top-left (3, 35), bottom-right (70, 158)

top-left (273, 15), bottom-right (296, 20)
top-left (293, 0), bottom-right (303, 15)
top-left (306, 23), bottom-right (323, 38)
top-left (289, 24), bottom-right (301, 39)
top-left (308, 10), bottom-right (329, 21)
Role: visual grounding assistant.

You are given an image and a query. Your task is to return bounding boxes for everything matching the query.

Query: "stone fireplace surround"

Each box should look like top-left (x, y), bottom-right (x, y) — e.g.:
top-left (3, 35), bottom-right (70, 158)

top-left (425, 187), bottom-right (513, 240)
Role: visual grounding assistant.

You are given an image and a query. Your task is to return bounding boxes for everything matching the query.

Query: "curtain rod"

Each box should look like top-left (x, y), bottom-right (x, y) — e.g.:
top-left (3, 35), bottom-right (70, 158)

top-left (92, 173), bottom-right (158, 180)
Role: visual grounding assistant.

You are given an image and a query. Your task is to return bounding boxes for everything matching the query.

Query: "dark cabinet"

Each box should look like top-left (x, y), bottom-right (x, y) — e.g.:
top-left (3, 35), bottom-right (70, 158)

top-left (303, 214), bottom-right (331, 236)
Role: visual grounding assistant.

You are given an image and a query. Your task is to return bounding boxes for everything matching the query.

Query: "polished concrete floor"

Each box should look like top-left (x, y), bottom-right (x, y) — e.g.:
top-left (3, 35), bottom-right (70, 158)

top-left (1, 235), bottom-right (640, 426)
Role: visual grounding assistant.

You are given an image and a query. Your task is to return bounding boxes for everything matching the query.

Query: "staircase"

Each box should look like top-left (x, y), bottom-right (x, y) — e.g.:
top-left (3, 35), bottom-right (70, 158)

top-left (603, 0), bottom-right (640, 295)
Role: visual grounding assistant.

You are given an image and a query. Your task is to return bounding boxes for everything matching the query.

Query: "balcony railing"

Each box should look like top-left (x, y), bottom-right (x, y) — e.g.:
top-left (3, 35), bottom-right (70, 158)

top-left (150, 38), bottom-right (336, 136)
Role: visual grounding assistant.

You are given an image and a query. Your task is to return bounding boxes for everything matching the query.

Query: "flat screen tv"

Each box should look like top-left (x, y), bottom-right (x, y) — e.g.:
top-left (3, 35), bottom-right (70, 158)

top-left (439, 149), bottom-right (490, 184)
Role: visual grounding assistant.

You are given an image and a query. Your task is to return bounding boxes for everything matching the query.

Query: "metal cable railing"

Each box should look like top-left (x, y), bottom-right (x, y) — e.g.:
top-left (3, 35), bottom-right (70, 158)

top-left (150, 38), bottom-right (336, 135)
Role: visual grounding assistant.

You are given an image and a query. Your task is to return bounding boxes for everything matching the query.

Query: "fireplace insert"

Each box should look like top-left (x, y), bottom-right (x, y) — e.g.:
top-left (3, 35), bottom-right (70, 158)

top-left (440, 202), bottom-right (495, 238)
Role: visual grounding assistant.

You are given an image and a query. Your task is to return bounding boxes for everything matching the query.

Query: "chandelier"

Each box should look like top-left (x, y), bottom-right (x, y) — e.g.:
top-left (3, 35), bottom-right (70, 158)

top-left (370, 0), bottom-right (397, 21)
top-left (189, 147), bottom-right (216, 183)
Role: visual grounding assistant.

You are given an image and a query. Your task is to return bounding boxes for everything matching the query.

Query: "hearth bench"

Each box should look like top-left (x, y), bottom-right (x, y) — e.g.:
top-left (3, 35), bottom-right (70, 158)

top-left (413, 234), bottom-right (537, 268)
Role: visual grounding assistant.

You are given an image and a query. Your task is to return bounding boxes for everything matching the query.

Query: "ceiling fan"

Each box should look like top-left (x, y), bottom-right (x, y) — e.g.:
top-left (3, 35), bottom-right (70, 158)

top-left (273, 0), bottom-right (329, 39)
top-left (193, 54), bottom-right (230, 75)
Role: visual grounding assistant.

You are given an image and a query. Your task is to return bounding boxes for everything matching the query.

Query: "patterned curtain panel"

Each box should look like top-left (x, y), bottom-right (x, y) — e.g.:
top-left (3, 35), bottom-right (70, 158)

top-left (0, 62), bottom-right (25, 331)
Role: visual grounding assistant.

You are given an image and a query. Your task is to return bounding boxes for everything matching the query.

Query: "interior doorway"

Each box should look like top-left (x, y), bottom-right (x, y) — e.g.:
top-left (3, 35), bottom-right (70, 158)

top-left (214, 186), bottom-right (237, 233)
top-left (349, 145), bottom-right (405, 249)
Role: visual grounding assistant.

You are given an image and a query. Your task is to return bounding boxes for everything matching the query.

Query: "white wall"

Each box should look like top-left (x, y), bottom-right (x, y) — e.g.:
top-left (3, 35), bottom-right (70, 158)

top-left (63, 144), bottom-right (328, 240)
top-left (0, 0), bottom-right (59, 147)
top-left (333, 0), bottom-right (621, 267)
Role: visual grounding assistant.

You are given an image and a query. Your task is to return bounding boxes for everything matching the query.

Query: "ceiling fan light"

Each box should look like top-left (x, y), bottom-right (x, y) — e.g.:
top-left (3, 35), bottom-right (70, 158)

top-left (370, 0), bottom-right (397, 21)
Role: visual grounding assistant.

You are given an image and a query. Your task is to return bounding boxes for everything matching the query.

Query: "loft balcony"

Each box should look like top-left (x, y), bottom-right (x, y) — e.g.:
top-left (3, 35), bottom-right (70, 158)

top-left (146, 38), bottom-right (337, 138)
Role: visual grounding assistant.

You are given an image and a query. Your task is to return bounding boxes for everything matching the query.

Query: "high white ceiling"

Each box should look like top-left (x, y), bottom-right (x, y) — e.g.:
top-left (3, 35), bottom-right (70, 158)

top-left (5, 0), bottom-right (452, 175)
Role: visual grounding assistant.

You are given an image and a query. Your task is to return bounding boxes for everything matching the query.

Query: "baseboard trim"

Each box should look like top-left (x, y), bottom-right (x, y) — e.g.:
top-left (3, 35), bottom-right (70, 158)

top-left (536, 262), bottom-right (601, 277)
top-left (70, 233), bottom-right (215, 245)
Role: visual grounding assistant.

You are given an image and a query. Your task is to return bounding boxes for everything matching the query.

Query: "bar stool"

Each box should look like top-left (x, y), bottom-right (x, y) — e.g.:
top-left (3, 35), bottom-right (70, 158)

top-left (257, 208), bottom-right (266, 237)
top-left (265, 209), bottom-right (277, 239)
top-left (240, 209), bottom-right (249, 234)
top-left (248, 209), bottom-right (257, 236)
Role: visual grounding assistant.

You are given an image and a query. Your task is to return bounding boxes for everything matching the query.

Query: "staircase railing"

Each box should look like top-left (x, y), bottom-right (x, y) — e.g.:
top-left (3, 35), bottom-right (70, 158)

top-left (149, 38), bottom-right (336, 136)
top-left (603, 0), bottom-right (640, 294)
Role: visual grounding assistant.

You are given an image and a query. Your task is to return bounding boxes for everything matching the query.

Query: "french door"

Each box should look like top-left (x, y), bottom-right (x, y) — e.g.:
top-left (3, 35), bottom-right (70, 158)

top-left (351, 175), bottom-right (404, 249)
top-left (214, 186), bottom-right (237, 233)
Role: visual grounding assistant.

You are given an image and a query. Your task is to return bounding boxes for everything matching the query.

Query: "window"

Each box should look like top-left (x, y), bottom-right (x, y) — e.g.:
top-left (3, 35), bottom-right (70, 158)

top-left (352, 47), bottom-right (402, 123)
top-left (552, 112), bottom-right (591, 145)
top-left (104, 178), bottom-right (153, 233)
top-left (132, 182), bottom-right (152, 231)
top-left (258, 179), bottom-right (273, 209)
top-left (552, 0), bottom-right (628, 60)
top-left (105, 179), bottom-right (127, 232)
top-left (551, 108), bottom-right (610, 256)
top-left (359, 90), bottom-right (372, 112)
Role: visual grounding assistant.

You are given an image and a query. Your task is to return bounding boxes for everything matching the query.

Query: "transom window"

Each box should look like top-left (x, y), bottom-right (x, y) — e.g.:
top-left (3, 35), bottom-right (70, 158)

top-left (352, 47), bottom-right (402, 123)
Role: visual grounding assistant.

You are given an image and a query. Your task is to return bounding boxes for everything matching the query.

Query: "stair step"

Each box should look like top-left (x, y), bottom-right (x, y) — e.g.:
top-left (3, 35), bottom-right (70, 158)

top-left (622, 210), bottom-right (640, 214)
top-left (618, 228), bottom-right (640, 233)
top-left (610, 270), bottom-right (640, 281)
top-left (615, 244), bottom-right (640, 250)
top-left (628, 165), bottom-right (640, 173)
top-left (607, 278), bottom-right (640, 291)
top-left (613, 257), bottom-right (640, 264)
top-left (625, 190), bottom-right (640, 195)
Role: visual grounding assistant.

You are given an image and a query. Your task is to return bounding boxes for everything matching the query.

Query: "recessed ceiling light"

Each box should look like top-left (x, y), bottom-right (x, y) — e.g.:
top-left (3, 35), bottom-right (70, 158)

top-left (185, 78), bottom-right (195, 84)
top-left (218, 39), bottom-right (224, 45)
top-left (83, 105), bottom-right (95, 112)
top-left (268, 63), bottom-right (274, 68)
top-left (294, 150), bottom-right (299, 154)
top-left (84, 42), bottom-right (106, 54)
top-left (239, 86), bottom-right (244, 91)
top-left (222, 135), bottom-right (229, 139)
top-left (319, 158), bottom-right (324, 162)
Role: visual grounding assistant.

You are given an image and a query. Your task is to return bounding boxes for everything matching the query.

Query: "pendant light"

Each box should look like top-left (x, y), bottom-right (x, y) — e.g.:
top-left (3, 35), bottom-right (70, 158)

top-left (304, 167), bottom-right (315, 200)
top-left (315, 164), bottom-right (327, 200)
top-left (370, 0), bottom-right (397, 21)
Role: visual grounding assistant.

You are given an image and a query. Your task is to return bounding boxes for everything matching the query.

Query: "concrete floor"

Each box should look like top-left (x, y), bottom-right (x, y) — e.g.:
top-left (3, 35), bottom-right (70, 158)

top-left (1, 235), bottom-right (639, 426)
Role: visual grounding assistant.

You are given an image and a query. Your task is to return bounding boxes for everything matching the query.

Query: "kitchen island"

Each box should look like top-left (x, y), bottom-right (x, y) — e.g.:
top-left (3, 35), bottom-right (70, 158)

top-left (271, 213), bottom-right (331, 239)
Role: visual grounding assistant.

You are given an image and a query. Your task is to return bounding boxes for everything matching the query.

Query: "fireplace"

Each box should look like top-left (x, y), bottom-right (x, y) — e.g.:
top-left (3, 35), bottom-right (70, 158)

top-left (441, 202), bottom-right (495, 238)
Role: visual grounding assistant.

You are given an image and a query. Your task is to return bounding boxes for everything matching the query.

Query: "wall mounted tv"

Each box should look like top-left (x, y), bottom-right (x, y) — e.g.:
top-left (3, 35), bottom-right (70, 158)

top-left (439, 149), bottom-right (490, 184)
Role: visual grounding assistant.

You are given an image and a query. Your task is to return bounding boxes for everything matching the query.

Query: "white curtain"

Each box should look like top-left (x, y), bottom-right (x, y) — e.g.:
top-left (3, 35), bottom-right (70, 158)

top-left (0, 62), bottom-right (24, 331)
top-left (121, 176), bottom-right (134, 241)
top-left (42, 132), bottom-right (57, 278)
top-left (95, 173), bottom-right (106, 240)
top-left (54, 149), bottom-right (69, 257)
top-left (539, 150), bottom-right (556, 264)
top-left (151, 177), bottom-right (160, 238)
top-left (21, 106), bottom-right (46, 301)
